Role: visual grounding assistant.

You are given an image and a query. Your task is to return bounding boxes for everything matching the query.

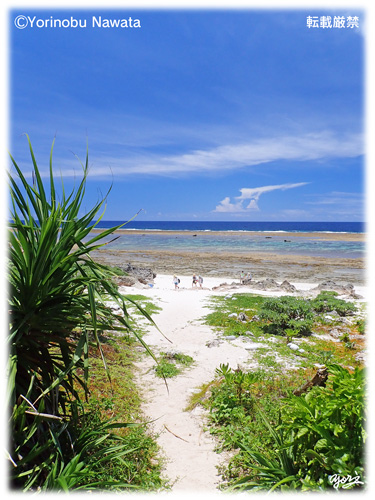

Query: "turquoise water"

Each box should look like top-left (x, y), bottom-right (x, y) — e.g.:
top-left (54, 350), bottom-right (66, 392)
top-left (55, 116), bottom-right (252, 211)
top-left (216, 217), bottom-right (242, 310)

top-left (97, 231), bottom-right (364, 259)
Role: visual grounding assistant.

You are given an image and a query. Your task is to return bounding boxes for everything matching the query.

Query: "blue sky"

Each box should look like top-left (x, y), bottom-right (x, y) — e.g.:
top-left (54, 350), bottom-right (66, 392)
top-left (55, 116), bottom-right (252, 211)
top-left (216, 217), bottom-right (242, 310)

top-left (9, 8), bottom-right (365, 221)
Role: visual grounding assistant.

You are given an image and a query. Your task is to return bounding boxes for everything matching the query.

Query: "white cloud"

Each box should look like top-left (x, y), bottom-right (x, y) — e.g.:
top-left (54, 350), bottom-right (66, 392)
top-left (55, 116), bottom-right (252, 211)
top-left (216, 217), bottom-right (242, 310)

top-left (214, 197), bottom-right (245, 213)
top-left (31, 130), bottom-right (363, 179)
top-left (214, 182), bottom-right (309, 213)
top-left (111, 131), bottom-right (362, 177)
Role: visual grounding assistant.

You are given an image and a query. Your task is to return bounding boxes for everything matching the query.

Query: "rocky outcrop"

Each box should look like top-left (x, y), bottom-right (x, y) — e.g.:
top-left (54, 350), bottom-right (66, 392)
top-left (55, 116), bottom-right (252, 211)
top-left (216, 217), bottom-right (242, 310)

top-left (238, 312), bottom-right (250, 322)
top-left (113, 263), bottom-right (156, 287)
top-left (115, 275), bottom-right (137, 287)
top-left (313, 281), bottom-right (356, 295)
top-left (120, 263), bottom-right (156, 285)
top-left (280, 280), bottom-right (297, 293)
top-left (212, 283), bottom-right (240, 291)
top-left (242, 276), bottom-right (253, 285)
top-left (213, 279), bottom-right (298, 293)
top-left (254, 278), bottom-right (280, 290)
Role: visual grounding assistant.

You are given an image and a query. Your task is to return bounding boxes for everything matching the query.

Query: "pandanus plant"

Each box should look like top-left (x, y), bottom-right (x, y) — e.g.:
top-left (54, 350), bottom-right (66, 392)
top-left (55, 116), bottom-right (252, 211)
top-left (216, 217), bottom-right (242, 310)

top-left (8, 136), bottom-right (157, 489)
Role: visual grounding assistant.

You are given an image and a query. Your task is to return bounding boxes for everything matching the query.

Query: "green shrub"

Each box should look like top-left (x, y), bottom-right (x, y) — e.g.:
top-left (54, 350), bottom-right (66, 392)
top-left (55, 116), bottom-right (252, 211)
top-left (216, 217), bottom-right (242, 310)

top-left (259, 296), bottom-right (314, 336)
top-left (311, 291), bottom-right (357, 316)
top-left (232, 364), bottom-right (366, 492)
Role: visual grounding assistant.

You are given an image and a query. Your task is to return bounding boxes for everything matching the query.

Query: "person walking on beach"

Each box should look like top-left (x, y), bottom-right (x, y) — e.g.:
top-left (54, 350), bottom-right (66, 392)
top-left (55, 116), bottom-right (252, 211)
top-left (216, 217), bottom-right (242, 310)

top-left (240, 271), bottom-right (245, 284)
top-left (173, 275), bottom-right (180, 290)
top-left (192, 274), bottom-right (198, 287)
top-left (198, 275), bottom-right (203, 287)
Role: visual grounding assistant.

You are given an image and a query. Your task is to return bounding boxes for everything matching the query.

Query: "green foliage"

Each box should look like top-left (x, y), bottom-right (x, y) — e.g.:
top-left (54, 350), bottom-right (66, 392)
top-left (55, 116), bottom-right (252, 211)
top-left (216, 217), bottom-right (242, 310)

top-left (283, 365), bottom-right (365, 480)
top-left (356, 319), bottom-right (366, 334)
top-left (154, 352), bottom-right (194, 378)
top-left (10, 393), bottom-right (157, 491)
top-left (207, 366), bottom-right (264, 449)
top-left (231, 364), bottom-right (366, 491)
top-left (204, 294), bottom-right (265, 338)
top-left (231, 409), bottom-right (301, 492)
top-left (9, 136), bottom-right (156, 409)
top-left (311, 291), bottom-right (357, 317)
top-left (8, 137), bottom-right (160, 490)
top-left (202, 291), bottom-right (366, 492)
top-left (259, 296), bottom-right (314, 336)
top-left (154, 360), bottom-right (180, 378)
top-left (204, 292), bottom-right (365, 370)
top-left (216, 364), bottom-right (261, 404)
top-left (125, 294), bottom-right (162, 317)
top-left (173, 352), bottom-right (194, 365)
top-left (80, 337), bottom-right (164, 490)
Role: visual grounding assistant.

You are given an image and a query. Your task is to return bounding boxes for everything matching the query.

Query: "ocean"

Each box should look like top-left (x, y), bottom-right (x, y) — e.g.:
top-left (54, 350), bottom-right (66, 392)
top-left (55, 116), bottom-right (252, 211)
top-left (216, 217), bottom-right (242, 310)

top-left (91, 221), bottom-right (365, 260)
top-left (94, 220), bottom-right (364, 233)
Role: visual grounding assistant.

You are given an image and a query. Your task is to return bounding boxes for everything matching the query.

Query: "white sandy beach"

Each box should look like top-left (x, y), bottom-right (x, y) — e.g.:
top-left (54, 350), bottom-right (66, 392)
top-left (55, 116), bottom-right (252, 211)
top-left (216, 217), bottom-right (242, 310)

top-left (120, 275), bottom-right (367, 493)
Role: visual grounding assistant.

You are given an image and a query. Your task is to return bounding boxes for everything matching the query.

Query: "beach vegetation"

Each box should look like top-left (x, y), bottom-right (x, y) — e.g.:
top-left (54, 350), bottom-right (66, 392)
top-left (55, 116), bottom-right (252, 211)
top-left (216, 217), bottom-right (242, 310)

top-left (155, 360), bottom-right (180, 378)
top-left (356, 318), bottom-right (366, 334)
top-left (202, 364), bottom-right (365, 492)
top-left (8, 137), bottom-right (162, 491)
top-left (173, 352), bottom-right (194, 365)
top-left (205, 292), bottom-right (364, 371)
top-left (154, 352), bottom-right (194, 378)
top-left (230, 364), bottom-right (366, 492)
top-left (311, 291), bottom-right (357, 317)
top-left (259, 296), bottom-right (314, 337)
top-left (204, 294), bottom-right (265, 338)
top-left (77, 337), bottom-right (164, 490)
top-left (184, 380), bottom-right (220, 412)
top-left (125, 294), bottom-right (162, 317)
top-left (203, 367), bottom-right (312, 453)
top-left (201, 291), bottom-right (366, 491)
top-left (121, 294), bottom-right (162, 338)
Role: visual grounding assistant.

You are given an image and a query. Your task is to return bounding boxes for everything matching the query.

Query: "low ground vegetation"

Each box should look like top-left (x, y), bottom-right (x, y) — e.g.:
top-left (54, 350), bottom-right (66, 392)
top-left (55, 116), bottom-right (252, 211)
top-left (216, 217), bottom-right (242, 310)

top-left (199, 292), bottom-right (366, 491)
top-left (154, 352), bottom-right (194, 378)
top-left (205, 292), bottom-right (365, 369)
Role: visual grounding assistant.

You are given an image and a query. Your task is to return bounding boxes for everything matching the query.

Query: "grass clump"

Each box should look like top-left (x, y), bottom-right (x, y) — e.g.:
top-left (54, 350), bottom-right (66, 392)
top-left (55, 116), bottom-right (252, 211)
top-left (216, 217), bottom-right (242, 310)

top-left (205, 294), bottom-right (265, 337)
top-left (155, 360), bottom-right (180, 378)
top-left (125, 295), bottom-right (162, 317)
top-left (154, 352), bottom-right (194, 378)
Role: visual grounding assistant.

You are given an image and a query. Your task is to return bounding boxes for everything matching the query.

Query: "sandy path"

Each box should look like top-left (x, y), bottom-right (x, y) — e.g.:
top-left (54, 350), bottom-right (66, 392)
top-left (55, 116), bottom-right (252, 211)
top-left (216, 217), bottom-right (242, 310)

top-left (133, 277), bottom-right (260, 492)
top-left (130, 275), bottom-right (367, 493)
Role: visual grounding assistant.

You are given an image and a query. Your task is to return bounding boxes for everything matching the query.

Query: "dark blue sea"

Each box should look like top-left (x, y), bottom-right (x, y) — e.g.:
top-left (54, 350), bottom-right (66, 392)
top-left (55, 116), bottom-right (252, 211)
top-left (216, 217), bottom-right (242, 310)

top-left (94, 220), bottom-right (364, 233)
top-left (91, 221), bottom-right (365, 259)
